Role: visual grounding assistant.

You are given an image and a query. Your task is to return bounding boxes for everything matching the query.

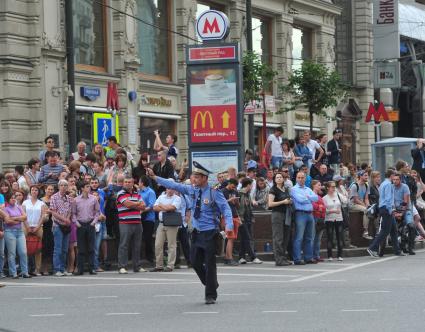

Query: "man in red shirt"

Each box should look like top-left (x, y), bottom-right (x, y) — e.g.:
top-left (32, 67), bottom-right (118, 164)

top-left (116, 176), bottom-right (146, 274)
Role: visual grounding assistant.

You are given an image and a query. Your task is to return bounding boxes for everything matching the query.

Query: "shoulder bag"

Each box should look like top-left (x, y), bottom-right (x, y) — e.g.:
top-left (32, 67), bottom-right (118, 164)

top-left (162, 211), bottom-right (182, 227)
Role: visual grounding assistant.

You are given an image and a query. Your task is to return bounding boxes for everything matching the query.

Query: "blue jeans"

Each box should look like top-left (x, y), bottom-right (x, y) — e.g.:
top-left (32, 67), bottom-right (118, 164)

top-left (0, 236), bottom-right (4, 276)
top-left (94, 222), bottom-right (106, 269)
top-left (53, 226), bottom-right (70, 273)
top-left (293, 212), bottom-right (315, 262)
top-left (369, 208), bottom-right (400, 254)
top-left (313, 220), bottom-right (325, 259)
top-left (271, 156), bottom-right (283, 169)
top-left (4, 228), bottom-right (28, 276)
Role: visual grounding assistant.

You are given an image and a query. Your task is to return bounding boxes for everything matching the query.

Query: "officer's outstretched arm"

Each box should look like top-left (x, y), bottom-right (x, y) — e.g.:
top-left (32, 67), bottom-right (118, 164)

top-left (156, 176), bottom-right (192, 196)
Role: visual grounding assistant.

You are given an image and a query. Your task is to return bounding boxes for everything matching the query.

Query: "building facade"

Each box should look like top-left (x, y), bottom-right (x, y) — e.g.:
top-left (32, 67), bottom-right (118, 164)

top-left (0, 0), bottom-right (370, 170)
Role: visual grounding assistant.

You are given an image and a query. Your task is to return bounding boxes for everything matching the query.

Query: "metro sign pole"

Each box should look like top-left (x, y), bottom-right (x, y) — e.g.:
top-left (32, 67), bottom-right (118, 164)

top-left (186, 10), bottom-right (244, 179)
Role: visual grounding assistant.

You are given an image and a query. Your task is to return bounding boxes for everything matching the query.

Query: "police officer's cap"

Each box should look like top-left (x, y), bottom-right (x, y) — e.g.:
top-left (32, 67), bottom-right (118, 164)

top-left (192, 161), bottom-right (212, 176)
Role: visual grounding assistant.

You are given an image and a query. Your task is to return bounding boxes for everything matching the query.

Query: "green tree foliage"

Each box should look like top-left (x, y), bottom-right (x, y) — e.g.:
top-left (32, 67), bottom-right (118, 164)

top-left (280, 60), bottom-right (347, 132)
top-left (242, 51), bottom-right (277, 108)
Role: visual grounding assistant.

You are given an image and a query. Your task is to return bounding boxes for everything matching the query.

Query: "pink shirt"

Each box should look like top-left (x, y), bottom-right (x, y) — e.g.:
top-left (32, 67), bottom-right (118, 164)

top-left (72, 194), bottom-right (100, 225)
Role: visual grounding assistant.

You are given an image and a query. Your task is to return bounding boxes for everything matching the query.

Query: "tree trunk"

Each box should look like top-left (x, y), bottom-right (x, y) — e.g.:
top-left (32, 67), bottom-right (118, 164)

top-left (309, 109), bottom-right (314, 135)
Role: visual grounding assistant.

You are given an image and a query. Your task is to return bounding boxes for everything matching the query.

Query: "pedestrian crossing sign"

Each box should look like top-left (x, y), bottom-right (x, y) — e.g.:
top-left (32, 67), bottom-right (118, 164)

top-left (93, 113), bottom-right (119, 147)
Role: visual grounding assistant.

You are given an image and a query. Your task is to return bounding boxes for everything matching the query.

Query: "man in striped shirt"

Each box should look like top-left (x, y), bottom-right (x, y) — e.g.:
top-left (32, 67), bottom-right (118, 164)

top-left (39, 151), bottom-right (65, 186)
top-left (116, 176), bottom-right (146, 274)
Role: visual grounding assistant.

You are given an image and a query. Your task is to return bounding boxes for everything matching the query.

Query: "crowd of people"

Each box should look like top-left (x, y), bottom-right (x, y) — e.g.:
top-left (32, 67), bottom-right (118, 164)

top-left (0, 128), bottom-right (424, 282)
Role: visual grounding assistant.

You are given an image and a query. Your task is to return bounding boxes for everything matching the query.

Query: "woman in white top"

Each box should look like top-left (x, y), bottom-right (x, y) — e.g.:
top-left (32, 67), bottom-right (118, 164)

top-left (22, 185), bottom-right (46, 276)
top-left (323, 181), bottom-right (344, 261)
top-left (281, 141), bottom-right (295, 178)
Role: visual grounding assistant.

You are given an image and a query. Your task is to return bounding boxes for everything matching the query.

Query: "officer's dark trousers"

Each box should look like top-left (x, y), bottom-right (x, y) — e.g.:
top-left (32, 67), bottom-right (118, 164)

top-left (369, 208), bottom-right (400, 254)
top-left (190, 229), bottom-right (218, 300)
top-left (77, 223), bottom-right (95, 273)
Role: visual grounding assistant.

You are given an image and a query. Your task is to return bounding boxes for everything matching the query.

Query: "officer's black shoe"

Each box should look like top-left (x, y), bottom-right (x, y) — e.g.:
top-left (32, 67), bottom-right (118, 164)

top-left (205, 297), bottom-right (216, 305)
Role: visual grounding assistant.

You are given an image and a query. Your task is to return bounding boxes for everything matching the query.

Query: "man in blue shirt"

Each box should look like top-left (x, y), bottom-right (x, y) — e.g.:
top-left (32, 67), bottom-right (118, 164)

top-left (147, 162), bottom-right (233, 305)
top-left (392, 173), bottom-right (416, 255)
top-left (290, 171), bottom-right (318, 265)
top-left (367, 169), bottom-right (403, 257)
top-left (138, 176), bottom-right (157, 264)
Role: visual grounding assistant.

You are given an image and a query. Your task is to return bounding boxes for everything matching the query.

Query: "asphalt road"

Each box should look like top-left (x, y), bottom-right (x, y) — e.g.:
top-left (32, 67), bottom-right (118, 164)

top-left (1, 251), bottom-right (424, 332)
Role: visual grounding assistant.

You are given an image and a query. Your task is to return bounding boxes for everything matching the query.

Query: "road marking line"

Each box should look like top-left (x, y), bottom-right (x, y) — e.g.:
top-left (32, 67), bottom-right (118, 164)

top-left (286, 291), bottom-right (319, 295)
top-left (291, 255), bottom-right (398, 282)
top-left (70, 276), bottom-right (188, 282)
top-left (320, 279), bottom-right (346, 282)
top-left (341, 309), bottom-right (378, 312)
top-left (154, 294), bottom-right (184, 297)
top-left (183, 312), bottom-right (218, 314)
top-left (30, 314), bottom-right (64, 317)
top-left (354, 290), bottom-right (391, 294)
top-left (87, 295), bottom-right (118, 299)
top-left (23, 297), bottom-right (53, 300)
top-left (168, 272), bottom-right (301, 278)
top-left (220, 293), bottom-right (250, 296)
top-left (262, 310), bottom-right (298, 313)
top-left (105, 313), bottom-right (141, 316)
top-left (380, 278), bottom-right (410, 281)
top-left (219, 266), bottom-right (331, 272)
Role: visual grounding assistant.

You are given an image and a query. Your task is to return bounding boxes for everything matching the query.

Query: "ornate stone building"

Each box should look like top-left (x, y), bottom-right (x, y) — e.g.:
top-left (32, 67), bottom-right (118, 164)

top-left (0, 0), bottom-right (367, 169)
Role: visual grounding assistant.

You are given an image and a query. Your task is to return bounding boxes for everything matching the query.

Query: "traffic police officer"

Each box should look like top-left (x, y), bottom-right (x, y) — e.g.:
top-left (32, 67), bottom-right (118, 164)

top-left (147, 161), bottom-right (233, 304)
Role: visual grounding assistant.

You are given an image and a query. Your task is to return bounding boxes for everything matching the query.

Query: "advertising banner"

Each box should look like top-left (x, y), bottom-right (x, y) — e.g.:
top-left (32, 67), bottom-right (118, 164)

top-left (188, 67), bottom-right (238, 144)
top-left (373, 0), bottom-right (400, 60)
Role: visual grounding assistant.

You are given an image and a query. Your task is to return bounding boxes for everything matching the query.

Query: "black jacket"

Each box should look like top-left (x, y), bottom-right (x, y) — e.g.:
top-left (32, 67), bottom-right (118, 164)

top-left (411, 148), bottom-right (425, 173)
top-left (153, 159), bottom-right (175, 195)
top-left (327, 139), bottom-right (341, 164)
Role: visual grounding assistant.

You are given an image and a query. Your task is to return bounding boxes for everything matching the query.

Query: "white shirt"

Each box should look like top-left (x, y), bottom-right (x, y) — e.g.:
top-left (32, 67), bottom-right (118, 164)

top-left (323, 193), bottom-right (343, 222)
top-left (306, 139), bottom-right (321, 160)
top-left (17, 176), bottom-right (28, 191)
top-left (154, 192), bottom-right (182, 221)
top-left (22, 199), bottom-right (45, 227)
top-left (267, 134), bottom-right (283, 157)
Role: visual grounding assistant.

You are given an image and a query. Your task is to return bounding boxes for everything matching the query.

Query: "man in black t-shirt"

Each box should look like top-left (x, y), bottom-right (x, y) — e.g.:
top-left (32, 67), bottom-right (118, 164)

top-left (222, 179), bottom-right (240, 266)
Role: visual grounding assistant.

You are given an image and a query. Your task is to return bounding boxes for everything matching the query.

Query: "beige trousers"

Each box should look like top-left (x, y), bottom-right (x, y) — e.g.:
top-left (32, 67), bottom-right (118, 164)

top-left (155, 223), bottom-right (179, 269)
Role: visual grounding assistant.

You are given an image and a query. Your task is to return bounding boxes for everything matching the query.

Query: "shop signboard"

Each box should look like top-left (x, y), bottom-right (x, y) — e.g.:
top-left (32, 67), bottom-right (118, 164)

top-left (191, 149), bottom-right (239, 186)
top-left (93, 113), bottom-right (119, 147)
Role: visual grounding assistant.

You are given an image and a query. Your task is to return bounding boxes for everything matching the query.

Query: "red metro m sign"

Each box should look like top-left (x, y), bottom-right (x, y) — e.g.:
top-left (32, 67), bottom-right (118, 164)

top-left (196, 10), bottom-right (230, 41)
top-left (365, 102), bottom-right (389, 123)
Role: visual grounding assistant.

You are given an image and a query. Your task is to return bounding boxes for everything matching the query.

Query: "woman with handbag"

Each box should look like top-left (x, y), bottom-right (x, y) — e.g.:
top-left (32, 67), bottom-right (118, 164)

top-left (365, 171), bottom-right (381, 237)
top-left (268, 173), bottom-right (292, 266)
top-left (312, 180), bottom-right (326, 262)
top-left (22, 185), bottom-right (46, 276)
top-left (323, 181), bottom-right (344, 261)
top-left (3, 193), bottom-right (31, 278)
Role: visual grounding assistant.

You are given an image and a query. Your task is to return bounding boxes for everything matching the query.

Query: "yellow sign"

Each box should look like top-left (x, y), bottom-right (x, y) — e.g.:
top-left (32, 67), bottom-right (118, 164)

top-left (194, 110), bottom-right (214, 129)
top-left (222, 111), bottom-right (230, 129)
top-left (93, 113), bottom-right (119, 147)
top-left (386, 110), bottom-right (399, 122)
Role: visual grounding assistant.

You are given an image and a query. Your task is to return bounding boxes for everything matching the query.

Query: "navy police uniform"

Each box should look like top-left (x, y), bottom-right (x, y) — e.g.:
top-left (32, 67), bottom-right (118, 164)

top-left (155, 162), bottom-right (233, 303)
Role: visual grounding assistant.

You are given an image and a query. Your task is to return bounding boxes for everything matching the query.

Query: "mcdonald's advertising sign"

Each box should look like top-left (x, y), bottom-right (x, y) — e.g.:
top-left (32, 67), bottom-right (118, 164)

top-left (191, 105), bottom-right (237, 143)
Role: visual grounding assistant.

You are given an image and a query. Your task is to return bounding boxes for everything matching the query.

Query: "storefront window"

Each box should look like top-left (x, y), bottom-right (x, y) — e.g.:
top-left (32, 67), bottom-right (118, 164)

top-left (140, 117), bottom-right (176, 159)
top-left (76, 112), bottom-right (94, 151)
top-left (252, 16), bottom-right (272, 65)
top-left (292, 27), bottom-right (312, 71)
top-left (137, 0), bottom-right (170, 78)
top-left (73, 0), bottom-right (106, 69)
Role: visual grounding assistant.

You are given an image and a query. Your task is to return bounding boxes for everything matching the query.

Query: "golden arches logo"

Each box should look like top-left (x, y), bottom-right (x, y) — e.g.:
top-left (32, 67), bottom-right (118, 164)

top-left (193, 111), bottom-right (214, 129)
